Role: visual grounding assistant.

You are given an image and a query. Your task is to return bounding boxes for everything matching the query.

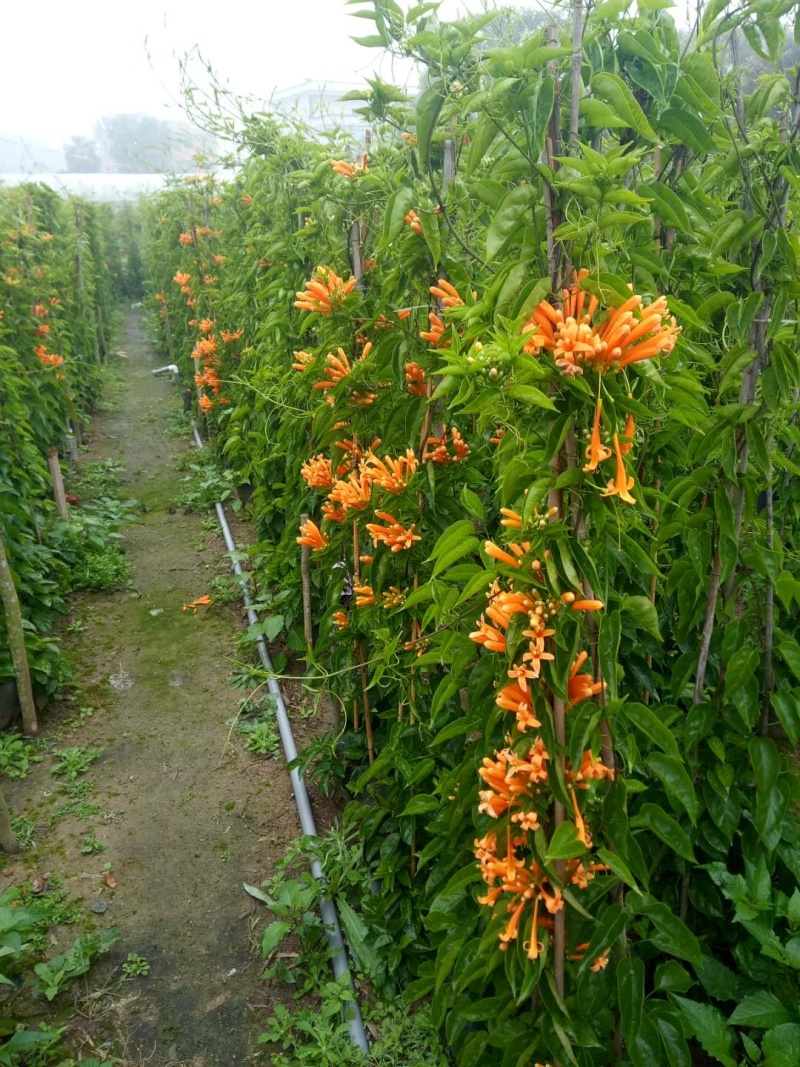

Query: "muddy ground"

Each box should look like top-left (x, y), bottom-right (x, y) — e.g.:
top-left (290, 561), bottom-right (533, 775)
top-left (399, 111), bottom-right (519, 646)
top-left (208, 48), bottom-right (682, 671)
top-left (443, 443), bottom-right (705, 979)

top-left (3, 309), bottom-right (328, 1066)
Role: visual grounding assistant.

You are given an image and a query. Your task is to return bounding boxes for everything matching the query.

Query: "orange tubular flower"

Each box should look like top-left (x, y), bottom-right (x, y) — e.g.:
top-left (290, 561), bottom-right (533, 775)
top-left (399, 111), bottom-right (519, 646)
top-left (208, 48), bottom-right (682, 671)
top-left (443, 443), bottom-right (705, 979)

top-left (365, 511), bottom-right (421, 552)
top-left (300, 455), bottom-right (334, 489)
top-left (296, 519), bottom-right (329, 552)
top-left (312, 349), bottom-right (352, 390)
top-left (199, 318), bottom-right (215, 334)
top-left (520, 270), bottom-right (680, 374)
top-left (601, 433), bottom-right (637, 505)
top-left (198, 394), bottom-right (213, 414)
top-left (570, 788), bottom-right (592, 848)
top-left (292, 350), bottom-right (315, 372)
top-left (469, 617), bottom-right (506, 653)
top-left (221, 328), bottom-right (244, 343)
top-left (404, 209), bottom-right (423, 235)
top-left (354, 584), bottom-right (375, 607)
top-left (619, 411), bottom-right (636, 455)
top-left (32, 304), bottom-right (48, 318)
top-left (294, 265), bottom-right (356, 316)
top-left (500, 508), bottom-right (523, 529)
top-left (495, 682), bottom-right (542, 732)
top-left (363, 450), bottom-right (418, 493)
top-left (405, 361), bottom-right (427, 396)
top-left (331, 610), bottom-right (349, 630)
top-left (330, 159), bottom-right (357, 179)
top-left (178, 232), bottom-right (195, 245)
top-left (430, 279), bottom-right (464, 308)
top-left (173, 271), bottom-right (191, 286)
top-left (584, 398), bottom-right (612, 471)
top-left (328, 471), bottom-right (373, 513)
top-left (420, 312), bottom-right (447, 346)
top-left (568, 652), bottom-right (606, 708)
top-left (484, 541), bottom-right (524, 569)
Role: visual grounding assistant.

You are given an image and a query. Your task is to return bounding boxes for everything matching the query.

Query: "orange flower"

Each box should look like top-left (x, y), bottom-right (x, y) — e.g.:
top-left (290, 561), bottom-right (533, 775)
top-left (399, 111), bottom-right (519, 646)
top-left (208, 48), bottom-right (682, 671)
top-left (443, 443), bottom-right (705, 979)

top-left (583, 398), bottom-right (611, 471)
top-left (295, 265), bottom-right (356, 315)
top-left (241, 195), bottom-right (253, 207)
top-left (405, 361), bottom-right (427, 397)
top-left (354, 584), bottom-right (375, 607)
top-left (500, 508), bottom-right (522, 529)
top-left (173, 271), bottom-right (191, 286)
top-left (469, 617), bottom-right (506, 653)
top-left (292, 350), bottom-right (315, 372)
top-left (420, 311), bottom-right (448, 346)
top-left (365, 511), bottom-right (421, 552)
top-left (430, 278), bottom-right (464, 308)
top-left (32, 304), bottom-right (48, 318)
top-left (600, 433), bottom-right (636, 504)
top-left (381, 587), bottom-right (406, 609)
top-left (362, 450), bottom-right (418, 493)
top-left (37, 323), bottom-right (50, 335)
top-left (198, 394), bottom-right (213, 413)
top-left (484, 541), bottom-right (524, 569)
top-left (619, 411), bottom-right (635, 455)
top-left (328, 471), bottom-right (373, 513)
top-left (495, 682), bottom-right (541, 732)
top-left (397, 308), bottom-right (411, 321)
top-left (331, 610), bottom-right (349, 630)
top-left (296, 519), bottom-right (329, 552)
top-left (182, 594), bottom-right (212, 613)
top-left (404, 209), bottom-right (423, 235)
top-left (179, 232), bottom-right (195, 245)
top-left (199, 318), bottom-right (215, 334)
top-left (300, 455), bottom-right (334, 489)
top-left (313, 349), bottom-right (352, 391)
top-left (568, 652), bottom-right (605, 708)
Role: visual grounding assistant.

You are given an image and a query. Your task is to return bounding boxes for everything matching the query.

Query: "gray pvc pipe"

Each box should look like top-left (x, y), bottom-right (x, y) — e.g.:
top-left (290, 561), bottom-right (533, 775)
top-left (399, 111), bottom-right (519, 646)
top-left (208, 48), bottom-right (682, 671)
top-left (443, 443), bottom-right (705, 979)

top-left (191, 424), bottom-right (370, 1054)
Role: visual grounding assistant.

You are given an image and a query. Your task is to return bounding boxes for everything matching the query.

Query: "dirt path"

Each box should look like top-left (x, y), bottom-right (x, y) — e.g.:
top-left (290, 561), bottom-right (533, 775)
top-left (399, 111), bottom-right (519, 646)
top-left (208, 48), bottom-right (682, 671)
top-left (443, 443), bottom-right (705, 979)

top-left (5, 310), bottom-right (302, 1065)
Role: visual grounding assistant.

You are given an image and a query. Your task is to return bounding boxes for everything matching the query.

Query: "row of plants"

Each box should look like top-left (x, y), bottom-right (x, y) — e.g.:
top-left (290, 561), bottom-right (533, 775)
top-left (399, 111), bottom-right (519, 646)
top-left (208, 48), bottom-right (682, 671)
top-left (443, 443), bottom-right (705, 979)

top-left (0, 185), bottom-right (139, 698)
top-left (143, 0), bottom-right (800, 1062)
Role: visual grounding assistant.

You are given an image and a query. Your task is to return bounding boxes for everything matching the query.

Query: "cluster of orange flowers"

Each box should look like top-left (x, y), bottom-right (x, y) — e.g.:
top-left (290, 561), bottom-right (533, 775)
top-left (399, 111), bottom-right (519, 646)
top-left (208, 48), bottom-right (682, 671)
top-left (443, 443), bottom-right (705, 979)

top-left (330, 153), bottom-right (369, 179)
top-left (521, 269), bottom-right (680, 376)
top-left (469, 516), bottom-right (615, 965)
top-left (405, 361), bottom-right (427, 397)
top-left (584, 399), bottom-right (637, 504)
top-left (365, 511), bottom-right (421, 552)
top-left (424, 426), bottom-right (470, 464)
top-left (35, 345), bottom-right (64, 368)
top-left (404, 209), bottom-right (423, 235)
top-left (294, 265), bottom-right (357, 316)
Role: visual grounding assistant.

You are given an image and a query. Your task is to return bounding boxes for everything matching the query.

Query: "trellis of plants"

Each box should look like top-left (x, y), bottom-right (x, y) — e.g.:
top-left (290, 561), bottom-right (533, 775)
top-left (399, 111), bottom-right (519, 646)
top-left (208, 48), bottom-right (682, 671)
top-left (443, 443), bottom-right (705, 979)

top-left (143, 0), bottom-right (800, 1062)
top-left (0, 184), bottom-right (124, 698)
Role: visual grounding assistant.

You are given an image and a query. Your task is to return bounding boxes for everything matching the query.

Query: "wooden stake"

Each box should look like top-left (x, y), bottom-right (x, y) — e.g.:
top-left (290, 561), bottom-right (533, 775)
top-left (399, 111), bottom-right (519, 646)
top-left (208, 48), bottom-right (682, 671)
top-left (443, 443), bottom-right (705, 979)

top-left (300, 512), bottom-right (313, 651)
top-left (48, 447), bottom-right (69, 518)
top-left (0, 785), bottom-right (19, 855)
top-left (0, 529), bottom-right (38, 737)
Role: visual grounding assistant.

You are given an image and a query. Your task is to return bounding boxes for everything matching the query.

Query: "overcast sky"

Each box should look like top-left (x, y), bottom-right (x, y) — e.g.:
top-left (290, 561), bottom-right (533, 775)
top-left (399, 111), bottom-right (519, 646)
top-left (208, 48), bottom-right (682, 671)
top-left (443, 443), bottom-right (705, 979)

top-left (1, 0), bottom-right (549, 148)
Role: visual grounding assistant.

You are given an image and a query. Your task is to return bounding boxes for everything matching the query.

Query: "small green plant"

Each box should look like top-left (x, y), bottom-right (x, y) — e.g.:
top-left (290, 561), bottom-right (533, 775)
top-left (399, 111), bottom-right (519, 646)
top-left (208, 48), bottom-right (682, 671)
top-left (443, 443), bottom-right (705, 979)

top-left (33, 927), bottom-right (119, 1001)
top-left (69, 544), bottom-right (131, 592)
top-left (176, 456), bottom-right (237, 511)
top-left (243, 720), bottom-right (281, 757)
top-left (79, 834), bottom-right (105, 855)
top-left (0, 733), bottom-right (43, 780)
top-left (121, 952), bottom-right (150, 979)
top-left (51, 746), bottom-right (102, 780)
top-left (10, 815), bottom-right (36, 850)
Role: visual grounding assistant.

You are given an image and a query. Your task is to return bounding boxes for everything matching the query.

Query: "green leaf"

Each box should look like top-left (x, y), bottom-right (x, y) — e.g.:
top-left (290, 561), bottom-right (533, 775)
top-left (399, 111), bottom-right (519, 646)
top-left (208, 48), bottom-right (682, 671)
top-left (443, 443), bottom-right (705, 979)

top-left (467, 113), bottom-right (500, 175)
top-left (750, 737), bottom-right (785, 852)
top-left (648, 754), bottom-right (700, 824)
top-left (762, 1024), bottom-right (800, 1067)
top-left (729, 992), bottom-right (794, 1029)
top-left (623, 703), bottom-right (680, 758)
top-left (618, 956), bottom-right (645, 1052)
top-left (261, 920), bottom-right (292, 957)
top-left (596, 847), bottom-right (641, 891)
top-left (632, 803), bottom-right (695, 862)
top-left (506, 384), bottom-right (557, 411)
top-left (580, 97), bottom-right (630, 129)
top-left (772, 690), bottom-right (800, 745)
top-left (621, 595), bottom-right (662, 640)
top-left (486, 186), bottom-right (535, 262)
top-left (545, 822), bottom-right (588, 862)
top-left (637, 899), bottom-right (703, 963)
top-left (671, 997), bottom-right (736, 1067)
top-left (383, 187), bottom-right (415, 244)
top-left (655, 960), bottom-right (694, 993)
top-left (657, 108), bottom-right (717, 154)
top-left (400, 794), bottom-right (440, 815)
top-left (416, 83), bottom-right (445, 168)
top-left (590, 72), bottom-right (657, 139)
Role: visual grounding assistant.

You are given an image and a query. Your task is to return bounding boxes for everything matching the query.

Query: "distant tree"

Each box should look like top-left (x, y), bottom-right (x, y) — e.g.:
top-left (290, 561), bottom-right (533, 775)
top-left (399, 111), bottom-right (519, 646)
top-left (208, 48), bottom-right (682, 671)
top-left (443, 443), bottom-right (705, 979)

top-left (94, 114), bottom-right (214, 174)
top-left (63, 136), bottom-right (100, 173)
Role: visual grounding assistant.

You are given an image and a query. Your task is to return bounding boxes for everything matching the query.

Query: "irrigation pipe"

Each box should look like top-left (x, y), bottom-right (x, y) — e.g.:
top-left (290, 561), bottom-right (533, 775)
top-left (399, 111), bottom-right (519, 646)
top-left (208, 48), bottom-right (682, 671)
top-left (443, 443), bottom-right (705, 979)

top-left (190, 422), bottom-right (370, 1054)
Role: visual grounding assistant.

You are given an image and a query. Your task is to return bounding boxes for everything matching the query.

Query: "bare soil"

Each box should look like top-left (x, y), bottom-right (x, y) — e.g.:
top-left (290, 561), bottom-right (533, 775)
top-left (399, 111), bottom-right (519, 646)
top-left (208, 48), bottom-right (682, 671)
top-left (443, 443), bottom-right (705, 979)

top-left (2, 310), bottom-right (316, 1066)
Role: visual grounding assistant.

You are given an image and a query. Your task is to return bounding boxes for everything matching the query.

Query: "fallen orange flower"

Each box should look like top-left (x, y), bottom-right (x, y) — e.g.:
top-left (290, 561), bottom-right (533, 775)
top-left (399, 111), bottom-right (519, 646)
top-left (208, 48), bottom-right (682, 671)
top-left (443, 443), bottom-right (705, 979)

top-left (182, 594), bottom-right (212, 614)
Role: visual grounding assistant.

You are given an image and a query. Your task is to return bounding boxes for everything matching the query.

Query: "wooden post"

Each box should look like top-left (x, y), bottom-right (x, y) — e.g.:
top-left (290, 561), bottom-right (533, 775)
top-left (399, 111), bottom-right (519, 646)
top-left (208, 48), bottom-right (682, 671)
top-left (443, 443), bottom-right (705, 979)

top-left (300, 512), bottom-right (314, 650)
top-left (0, 786), bottom-right (19, 855)
top-left (0, 529), bottom-right (38, 737)
top-left (47, 448), bottom-right (69, 518)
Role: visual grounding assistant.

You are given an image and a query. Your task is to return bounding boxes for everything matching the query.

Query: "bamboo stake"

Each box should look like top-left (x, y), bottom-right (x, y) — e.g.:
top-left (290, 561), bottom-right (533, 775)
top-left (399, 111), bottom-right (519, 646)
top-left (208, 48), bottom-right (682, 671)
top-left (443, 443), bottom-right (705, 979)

top-left (569, 0), bottom-right (583, 154)
top-left (47, 448), bottom-right (69, 519)
top-left (0, 529), bottom-right (38, 737)
top-left (300, 512), bottom-right (313, 651)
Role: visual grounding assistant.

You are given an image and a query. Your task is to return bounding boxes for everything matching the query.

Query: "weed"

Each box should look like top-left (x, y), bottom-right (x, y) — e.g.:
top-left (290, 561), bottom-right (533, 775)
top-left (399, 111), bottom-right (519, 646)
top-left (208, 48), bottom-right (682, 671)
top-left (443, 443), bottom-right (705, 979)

top-left (121, 952), bottom-right (150, 979)
top-left (79, 834), bottom-right (105, 855)
top-left (15, 877), bottom-right (84, 929)
top-left (33, 927), bottom-right (119, 1000)
top-left (63, 705), bottom-right (96, 730)
top-left (69, 544), bottom-right (131, 592)
top-left (51, 746), bottom-right (102, 780)
top-left (176, 456), bottom-right (237, 511)
top-left (0, 733), bottom-right (43, 780)
top-left (52, 799), bottom-right (101, 822)
top-left (10, 815), bottom-right (36, 850)
top-left (243, 720), bottom-right (281, 757)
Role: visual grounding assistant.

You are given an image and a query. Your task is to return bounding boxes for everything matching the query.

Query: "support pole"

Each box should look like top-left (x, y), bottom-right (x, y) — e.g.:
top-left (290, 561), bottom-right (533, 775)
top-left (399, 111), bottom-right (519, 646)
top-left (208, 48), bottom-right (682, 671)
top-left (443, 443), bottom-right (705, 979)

top-left (47, 448), bottom-right (69, 518)
top-left (0, 529), bottom-right (38, 737)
